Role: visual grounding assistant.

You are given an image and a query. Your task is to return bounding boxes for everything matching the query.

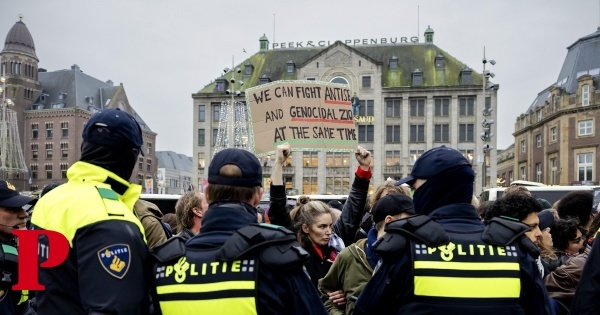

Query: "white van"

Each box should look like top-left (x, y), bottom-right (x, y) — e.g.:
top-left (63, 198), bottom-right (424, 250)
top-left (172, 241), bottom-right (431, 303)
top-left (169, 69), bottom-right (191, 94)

top-left (287, 194), bottom-right (348, 207)
top-left (480, 186), bottom-right (600, 205)
top-left (139, 194), bottom-right (181, 214)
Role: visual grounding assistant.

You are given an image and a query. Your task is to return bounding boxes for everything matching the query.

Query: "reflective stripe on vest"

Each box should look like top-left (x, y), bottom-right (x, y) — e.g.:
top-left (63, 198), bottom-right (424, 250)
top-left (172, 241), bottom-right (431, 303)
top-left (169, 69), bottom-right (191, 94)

top-left (155, 257), bottom-right (257, 315)
top-left (413, 242), bottom-right (521, 299)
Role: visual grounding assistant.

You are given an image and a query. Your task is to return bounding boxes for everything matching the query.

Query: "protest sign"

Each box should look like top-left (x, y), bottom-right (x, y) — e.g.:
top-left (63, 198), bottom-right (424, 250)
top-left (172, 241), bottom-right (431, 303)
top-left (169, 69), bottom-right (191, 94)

top-left (246, 80), bottom-right (357, 157)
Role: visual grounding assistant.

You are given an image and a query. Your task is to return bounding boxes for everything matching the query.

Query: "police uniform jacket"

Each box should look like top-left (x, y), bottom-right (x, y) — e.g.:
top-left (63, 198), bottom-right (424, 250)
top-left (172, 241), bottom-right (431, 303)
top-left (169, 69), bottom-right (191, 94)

top-left (0, 241), bottom-right (34, 315)
top-left (152, 201), bottom-right (327, 315)
top-left (31, 161), bottom-right (149, 315)
top-left (354, 203), bottom-right (554, 315)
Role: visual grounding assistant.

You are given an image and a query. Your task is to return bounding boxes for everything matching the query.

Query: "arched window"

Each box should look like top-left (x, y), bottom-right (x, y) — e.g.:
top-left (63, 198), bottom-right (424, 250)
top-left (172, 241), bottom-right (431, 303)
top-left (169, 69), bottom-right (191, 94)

top-left (582, 85), bottom-right (590, 106)
top-left (330, 77), bottom-right (349, 85)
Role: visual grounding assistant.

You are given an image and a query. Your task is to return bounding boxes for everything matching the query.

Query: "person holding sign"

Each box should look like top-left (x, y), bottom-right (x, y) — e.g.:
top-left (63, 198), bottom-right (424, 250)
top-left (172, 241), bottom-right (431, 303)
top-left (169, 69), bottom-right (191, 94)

top-left (268, 145), bottom-right (372, 247)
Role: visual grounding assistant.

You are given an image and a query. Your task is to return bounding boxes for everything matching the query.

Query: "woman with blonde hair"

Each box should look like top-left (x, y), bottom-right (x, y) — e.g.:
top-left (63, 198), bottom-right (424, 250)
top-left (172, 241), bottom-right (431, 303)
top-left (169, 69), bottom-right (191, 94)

top-left (290, 196), bottom-right (338, 288)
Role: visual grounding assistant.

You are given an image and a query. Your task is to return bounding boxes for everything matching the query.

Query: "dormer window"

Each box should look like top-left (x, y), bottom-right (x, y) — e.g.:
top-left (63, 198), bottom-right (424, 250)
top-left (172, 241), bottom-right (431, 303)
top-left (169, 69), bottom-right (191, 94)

top-left (582, 84), bottom-right (590, 106)
top-left (435, 54), bottom-right (445, 68)
top-left (412, 69), bottom-right (423, 86)
top-left (389, 55), bottom-right (398, 70)
top-left (40, 93), bottom-right (48, 103)
top-left (51, 103), bottom-right (65, 109)
top-left (215, 78), bottom-right (227, 92)
top-left (460, 68), bottom-right (472, 85)
top-left (259, 74), bottom-right (271, 85)
top-left (31, 104), bottom-right (43, 110)
top-left (86, 96), bottom-right (94, 105)
top-left (244, 62), bottom-right (254, 75)
top-left (286, 60), bottom-right (295, 73)
top-left (58, 92), bottom-right (67, 100)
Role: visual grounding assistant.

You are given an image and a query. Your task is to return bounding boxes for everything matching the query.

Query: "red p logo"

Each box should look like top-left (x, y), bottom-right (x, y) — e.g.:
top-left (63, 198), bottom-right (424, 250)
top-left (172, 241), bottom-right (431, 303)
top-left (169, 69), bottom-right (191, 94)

top-left (12, 230), bottom-right (70, 290)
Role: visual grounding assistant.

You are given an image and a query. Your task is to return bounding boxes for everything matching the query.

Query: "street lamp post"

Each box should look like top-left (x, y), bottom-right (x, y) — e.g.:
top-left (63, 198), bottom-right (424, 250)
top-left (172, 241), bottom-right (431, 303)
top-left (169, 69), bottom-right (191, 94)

top-left (481, 47), bottom-right (496, 190)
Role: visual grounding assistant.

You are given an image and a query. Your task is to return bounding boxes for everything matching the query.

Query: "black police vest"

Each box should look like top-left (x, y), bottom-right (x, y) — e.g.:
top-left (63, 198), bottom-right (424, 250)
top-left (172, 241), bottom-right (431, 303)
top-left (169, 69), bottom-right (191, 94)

top-left (154, 248), bottom-right (258, 314)
top-left (407, 231), bottom-right (523, 313)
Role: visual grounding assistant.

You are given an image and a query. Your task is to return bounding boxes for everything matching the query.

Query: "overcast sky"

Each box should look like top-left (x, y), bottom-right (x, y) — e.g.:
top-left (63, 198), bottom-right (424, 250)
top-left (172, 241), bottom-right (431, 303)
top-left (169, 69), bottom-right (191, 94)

top-left (2, 0), bottom-right (599, 156)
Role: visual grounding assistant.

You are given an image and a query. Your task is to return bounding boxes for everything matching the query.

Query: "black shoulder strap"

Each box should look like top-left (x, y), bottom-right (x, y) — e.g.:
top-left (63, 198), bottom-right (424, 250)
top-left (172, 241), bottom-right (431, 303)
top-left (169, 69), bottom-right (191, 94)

top-left (150, 236), bottom-right (186, 264)
top-left (384, 215), bottom-right (450, 247)
top-left (0, 243), bottom-right (18, 284)
top-left (482, 217), bottom-right (530, 246)
top-left (216, 223), bottom-right (309, 270)
top-left (483, 217), bottom-right (540, 257)
top-left (374, 215), bottom-right (449, 258)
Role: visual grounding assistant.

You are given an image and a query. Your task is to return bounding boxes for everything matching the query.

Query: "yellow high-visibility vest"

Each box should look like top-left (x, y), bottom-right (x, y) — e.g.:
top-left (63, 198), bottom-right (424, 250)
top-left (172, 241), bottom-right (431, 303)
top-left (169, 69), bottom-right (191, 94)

top-left (412, 241), bottom-right (521, 299)
top-left (155, 256), bottom-right (257, 315)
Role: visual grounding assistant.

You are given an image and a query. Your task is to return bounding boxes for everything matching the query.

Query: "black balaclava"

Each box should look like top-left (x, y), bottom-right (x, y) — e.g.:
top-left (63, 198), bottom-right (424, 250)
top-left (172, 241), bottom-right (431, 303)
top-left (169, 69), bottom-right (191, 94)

top-left (80, 141), bottom-right (138, 181)
top-left (412, 165), bottom-right (475, 216)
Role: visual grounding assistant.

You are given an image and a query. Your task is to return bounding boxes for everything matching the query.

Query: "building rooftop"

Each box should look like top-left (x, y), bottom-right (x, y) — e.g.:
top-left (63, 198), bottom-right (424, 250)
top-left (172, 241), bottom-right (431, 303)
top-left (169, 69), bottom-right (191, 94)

top-left (156, 151), bottom-right (192, 172)
top-left (527, 27), bottom-right (600, 112)
top-left (2, 19), bottom-right (37, 60)
top-left (34, 65), bottom-right (153, 132)
top-left (198, 37), bottom-right (484, 94)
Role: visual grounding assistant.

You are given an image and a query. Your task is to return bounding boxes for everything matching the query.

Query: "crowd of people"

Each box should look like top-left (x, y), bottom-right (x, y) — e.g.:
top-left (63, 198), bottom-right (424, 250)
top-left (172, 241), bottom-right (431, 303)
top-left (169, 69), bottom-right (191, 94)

top-left (1, 107), bottom-right (600, 314)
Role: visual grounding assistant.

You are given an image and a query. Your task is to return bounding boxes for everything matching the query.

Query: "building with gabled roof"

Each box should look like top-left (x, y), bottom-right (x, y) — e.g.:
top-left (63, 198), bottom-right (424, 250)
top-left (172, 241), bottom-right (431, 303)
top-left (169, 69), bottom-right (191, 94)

top-left (1, 17), bottom-right (157, 191)
top-left (499, 27), bottom-right (600, 186)
top-left (193, 27), bottom-right (498, 195)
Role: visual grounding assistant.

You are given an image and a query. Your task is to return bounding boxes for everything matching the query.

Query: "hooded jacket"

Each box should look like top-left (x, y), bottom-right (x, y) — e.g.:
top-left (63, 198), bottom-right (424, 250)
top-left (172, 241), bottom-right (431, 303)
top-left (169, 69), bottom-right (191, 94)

top-left (318, 238), bottom-right (373, 315)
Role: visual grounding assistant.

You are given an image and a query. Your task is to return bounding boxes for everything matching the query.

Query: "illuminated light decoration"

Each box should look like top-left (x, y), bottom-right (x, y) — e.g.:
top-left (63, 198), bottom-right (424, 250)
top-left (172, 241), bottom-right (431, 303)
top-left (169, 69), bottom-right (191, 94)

top-left (213, 56), bottom-right (251, 155)
top-left (0, 76), bottom-right (28, 179)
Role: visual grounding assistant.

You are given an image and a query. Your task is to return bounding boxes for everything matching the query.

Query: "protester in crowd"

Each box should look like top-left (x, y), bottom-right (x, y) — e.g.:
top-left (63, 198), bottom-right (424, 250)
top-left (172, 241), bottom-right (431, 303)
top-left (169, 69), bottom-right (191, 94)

top-left (571, 215), bottom-right (600, 314)
top-left (328, 200), bottom-right (343, 211)
top-left (269, 144), bottom-right (372, 246)
top-left (537, 209), bottom-right (556, 277)
top-left (290, 197), bottom-right (339, 289)
top-left (503, 185), bottom-right (532, 198)
top-left (319, 194), bottom-right (415, 315)
top-left (161, 213), bottom-right (177, 235)
top-left (546, 219), bottom-right (585, 271)
top-left (134, 199), bottom-right (172, 248)
top-left (354, 180), bottom-right (410, 241)
top-left (151, 148), bottom-right (326, 314)
top-left (585, 211), bottom-right (600, 246)
top-left (31, 108), bottom-right (150, 314)
top-left (0, 180), bottom-right (37, 315)
top-left (355, 146), bottom-right (553, 314)
top-left (484, 193), bottom-right (550, 280)
top-left (545, 230), bottom-right (590, 313)
top-left (477, 200), bottom-right (494, 221)
top-left (173, 191), bottom-right (208, 241)
top-left (556, 190), bottom-right (594, 231)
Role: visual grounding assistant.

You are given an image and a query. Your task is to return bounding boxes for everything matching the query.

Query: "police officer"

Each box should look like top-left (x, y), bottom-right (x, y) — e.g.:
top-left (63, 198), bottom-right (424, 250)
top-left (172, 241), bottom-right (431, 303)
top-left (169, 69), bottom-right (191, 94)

top-left (354, 146), bottom-right (554, 314)
top-left (31, 108), bottom-right (149, 314)
top-left (151, 148), bottom-right (327, 314)
top-left (0, 180), bottom-right (36, 315)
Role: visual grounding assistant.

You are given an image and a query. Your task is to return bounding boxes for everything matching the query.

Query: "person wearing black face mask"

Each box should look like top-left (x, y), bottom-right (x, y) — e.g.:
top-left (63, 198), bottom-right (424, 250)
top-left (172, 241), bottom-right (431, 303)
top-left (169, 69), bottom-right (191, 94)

top-left (31, 108), bottom-right (150, 315)
top-left (354, 146), bottom-right (554, 315)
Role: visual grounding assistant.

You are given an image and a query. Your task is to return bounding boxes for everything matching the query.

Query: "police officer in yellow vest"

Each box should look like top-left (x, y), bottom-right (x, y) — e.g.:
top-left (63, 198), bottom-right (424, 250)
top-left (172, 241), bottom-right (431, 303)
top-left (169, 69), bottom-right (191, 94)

top-left (151, 148), bottom-right (327, 314)
top-left (32, 108), bottom-right (150, 314)
top-left (354, 146), bottom-right (554, 314)
top-left (0, 180), bottom-right (36, 315)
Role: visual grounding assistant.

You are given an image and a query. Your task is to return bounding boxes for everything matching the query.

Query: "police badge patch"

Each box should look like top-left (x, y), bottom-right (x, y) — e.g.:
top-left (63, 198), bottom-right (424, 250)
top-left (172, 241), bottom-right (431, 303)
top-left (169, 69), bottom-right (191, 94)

top-left (97, 244), bottom-right (131, 279)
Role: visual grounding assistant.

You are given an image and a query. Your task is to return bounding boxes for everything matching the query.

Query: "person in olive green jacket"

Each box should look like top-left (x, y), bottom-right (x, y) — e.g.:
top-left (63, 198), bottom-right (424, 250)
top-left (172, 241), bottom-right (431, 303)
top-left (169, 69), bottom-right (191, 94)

top-left (318, 194), bottom-right (414, 315)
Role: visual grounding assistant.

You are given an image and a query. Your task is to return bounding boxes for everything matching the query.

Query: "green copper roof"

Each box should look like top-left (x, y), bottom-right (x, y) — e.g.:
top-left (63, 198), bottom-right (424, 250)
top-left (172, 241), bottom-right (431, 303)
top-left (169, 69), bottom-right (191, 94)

top-left (197, 42), bottom-right (482, 94)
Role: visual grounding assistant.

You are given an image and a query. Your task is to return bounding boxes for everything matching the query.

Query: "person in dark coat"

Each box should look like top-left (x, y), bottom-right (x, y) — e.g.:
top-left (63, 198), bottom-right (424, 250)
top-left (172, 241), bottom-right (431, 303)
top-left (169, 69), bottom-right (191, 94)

top-left (151, 148), bottom-right (326, 314)
top-left (354, 146), bottom-right (553, 315)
